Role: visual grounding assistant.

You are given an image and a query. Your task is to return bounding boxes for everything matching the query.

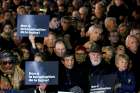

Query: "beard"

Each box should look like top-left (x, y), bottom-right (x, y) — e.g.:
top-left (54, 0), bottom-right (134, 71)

top-left (90, 58), bottom-right (102, 66)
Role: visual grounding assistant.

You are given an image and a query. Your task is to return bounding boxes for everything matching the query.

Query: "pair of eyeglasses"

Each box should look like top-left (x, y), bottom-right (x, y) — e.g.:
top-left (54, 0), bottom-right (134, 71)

top-left (2, 61), bottom-right (13, 65)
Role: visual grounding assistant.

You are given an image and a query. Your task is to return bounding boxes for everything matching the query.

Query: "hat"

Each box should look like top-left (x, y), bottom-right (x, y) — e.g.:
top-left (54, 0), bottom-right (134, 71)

top-left (89, 43), bottom-right (101, 53)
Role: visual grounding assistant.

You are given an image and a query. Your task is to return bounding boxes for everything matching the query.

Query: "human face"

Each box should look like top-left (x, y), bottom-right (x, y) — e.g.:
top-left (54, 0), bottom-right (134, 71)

top-left (116, 57), bottom-right (128, 71)
top-left (95, 4), bottom-right (104, 18)
top-left (21, 48), bottom-right (30, 60)
top-left (63, 56), bottom-right (74, 69)
top-left (56, 0), bottom-right (64, 6)
top-left (2, 1), bottom-right (8, 10)
top-left (44, 34), bottom-right (56, 48)
top-left (89, 28), bottom-right (102, 42)
top-left (38, 83), bottom-right (47, 91)
top-left (116, 45), bottom-right (125, 55)
top-left (12, 32), bottom-right (22, 45)
top-left (79, 8), bottom-right (87, 20)
top-left (4, 12), bottom-right (11, 20)
top-left (118, 25), bottom-right (127, 36)
top-left (72, 11), bottom-right (80, 18)
top-left (61, 19), bottom-right (71, 31)
top-left (54, 42), bottom-right (66, 57)
top-left (18, 7), bottom-right (26, 15)
top-left (106, 20), bottom-right (117, 32)
top-left (75, 50), bottom-right (87, 63)
top-left (50, 17), bottom-right (59, 29)
top-left (13, 0), bottom-right (21, 5)
top-left (36, 43), bottom-right (44, 51)
top-left (34, 56), bottom-right (43, 62)
top-left (89, 52), bottom-right (102, 66)
top-left (102, 49), bottom-right (113, 62)
top-left (109, 32), bottom-right (119, 44)
top-left (115, 0), bottom-right (123, 6)
top-left (128, 37), bottom-right (139, 53)
top-left (3, 24), bottom-right (12, 35)
top-left (72, 0), bottom-right (79, 9)
top-left (0, 58), bottom-right (14, 74)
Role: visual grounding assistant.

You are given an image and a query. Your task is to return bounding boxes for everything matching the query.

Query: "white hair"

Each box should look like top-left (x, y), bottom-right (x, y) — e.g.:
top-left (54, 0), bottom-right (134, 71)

top-left (86, 24), bottom-right (103, 36)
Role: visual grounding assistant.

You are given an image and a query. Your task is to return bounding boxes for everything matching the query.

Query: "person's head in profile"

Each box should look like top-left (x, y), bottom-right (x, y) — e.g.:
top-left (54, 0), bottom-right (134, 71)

top-left (60, 16), bottom-right (72, 31)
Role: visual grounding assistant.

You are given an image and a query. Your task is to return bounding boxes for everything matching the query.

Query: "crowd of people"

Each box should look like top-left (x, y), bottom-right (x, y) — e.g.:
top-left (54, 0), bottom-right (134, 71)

top-left (0, 0), bottom-right (140, 93)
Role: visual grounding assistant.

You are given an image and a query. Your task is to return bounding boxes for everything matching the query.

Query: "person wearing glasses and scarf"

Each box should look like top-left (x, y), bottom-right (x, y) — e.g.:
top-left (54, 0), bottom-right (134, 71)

top-left (0, 50), bottom-right (24, 90)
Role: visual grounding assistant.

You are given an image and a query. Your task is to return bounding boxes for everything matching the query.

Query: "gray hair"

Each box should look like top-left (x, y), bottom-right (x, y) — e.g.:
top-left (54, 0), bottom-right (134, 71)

top-left (125, 35), bottom-right (138, 48)
top-left (88, 24), bottom-right (103, 34)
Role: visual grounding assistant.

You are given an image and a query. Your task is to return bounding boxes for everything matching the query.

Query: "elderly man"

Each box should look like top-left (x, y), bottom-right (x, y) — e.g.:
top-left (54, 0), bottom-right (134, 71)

top-left (88, 43), bottom-right (117, 93)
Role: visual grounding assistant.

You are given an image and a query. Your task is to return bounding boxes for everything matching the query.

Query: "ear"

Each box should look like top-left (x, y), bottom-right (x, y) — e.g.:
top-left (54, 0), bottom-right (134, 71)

top-left (61, 59), bottom-right (65, 65)
top-left (115, 61), bottom-right (118, 68)
top-left (88, 52), bottom-right (91, 57)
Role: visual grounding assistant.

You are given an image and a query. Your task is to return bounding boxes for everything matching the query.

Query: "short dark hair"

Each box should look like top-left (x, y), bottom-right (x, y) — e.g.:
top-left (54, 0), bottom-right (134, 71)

top-left (61, 50), bottom-right (74, 61)
top-left (2, 22), bottom-right (13, 32)
top-left (34, 52), bottom-right (46, 61)
top-left (75, 45), bottom-right (87, 53)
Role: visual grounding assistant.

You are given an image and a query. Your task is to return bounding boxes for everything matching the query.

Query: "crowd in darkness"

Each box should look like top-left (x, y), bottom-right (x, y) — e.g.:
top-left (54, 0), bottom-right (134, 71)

top-left (0, 0), bottom-right (140, 93)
